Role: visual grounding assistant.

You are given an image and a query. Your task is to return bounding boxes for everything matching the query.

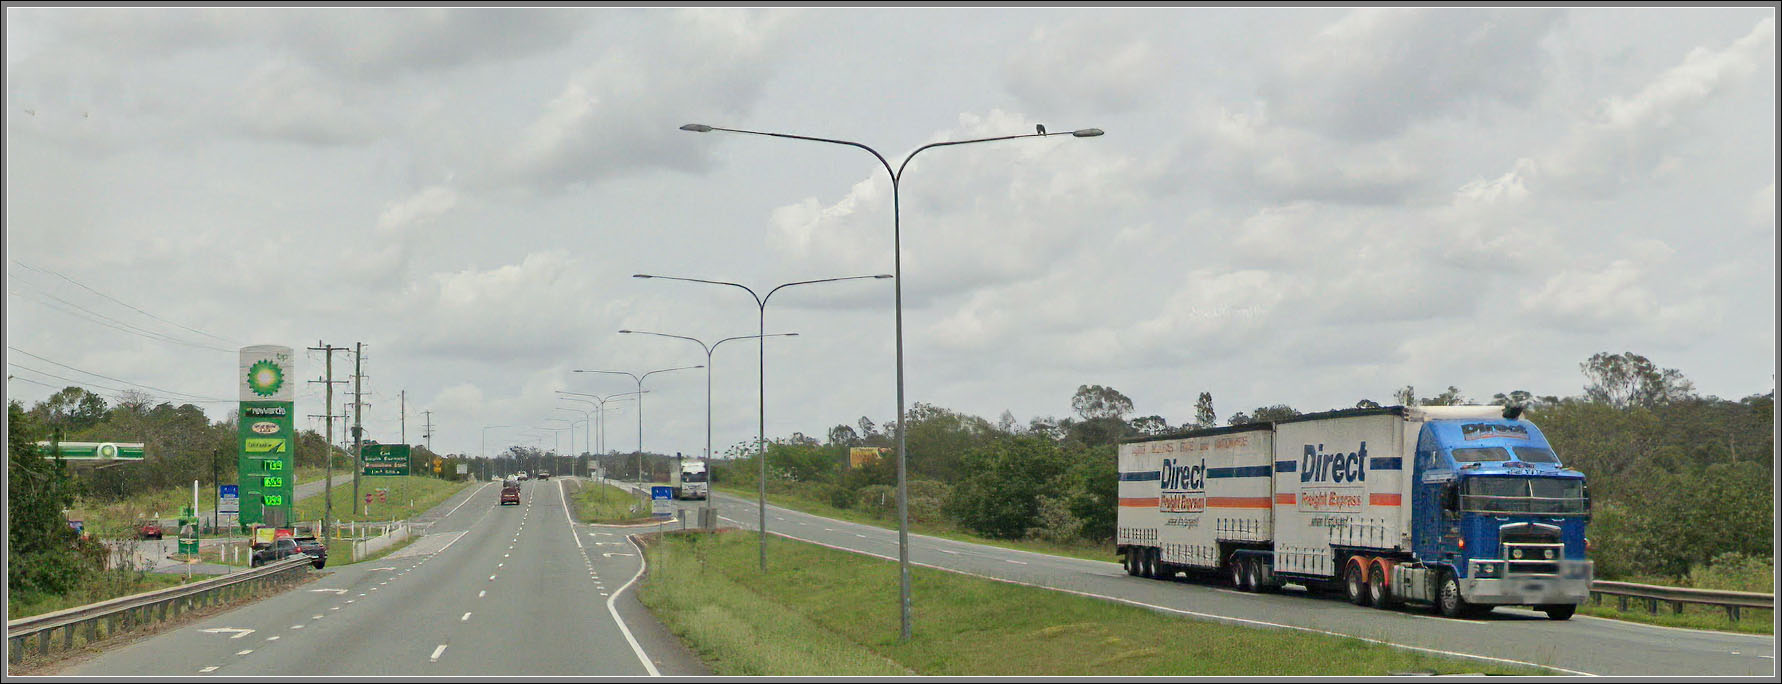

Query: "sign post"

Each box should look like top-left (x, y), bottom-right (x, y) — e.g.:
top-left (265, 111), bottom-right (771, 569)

top-left (238, 345), bottom-right (295, 529)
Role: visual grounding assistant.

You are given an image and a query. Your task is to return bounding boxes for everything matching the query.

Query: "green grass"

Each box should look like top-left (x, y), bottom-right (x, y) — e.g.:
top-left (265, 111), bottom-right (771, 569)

top-left (8, 572), bottom-right (197, 620)
top-left (711, 483), bottom-right (1115, 563)
top-left (293, 475), bottom-right (470, 523)
top-left (1577, 599), bottom-right (1772, 634)
top-left (70, 467), bottom-right (342, 538)
top-left (639, 531), bottom-right (1553, 676)
top-left (571, 480), bottom-right (655, 524)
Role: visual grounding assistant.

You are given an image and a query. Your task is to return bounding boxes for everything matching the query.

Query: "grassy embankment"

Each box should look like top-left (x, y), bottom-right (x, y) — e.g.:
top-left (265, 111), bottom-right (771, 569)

top-left (637, 531), bottom-right (1553, 676)
top-left (71, 467), bottom-right (339, 539)
top-left (1574, 567), bottom-right (1773, 635)
top-left (570, 479), bottom-right (656, 524)
top-left (7, 573), bottom-right (197, 621)
top-left (712, 483), bottom-right (1114, 563)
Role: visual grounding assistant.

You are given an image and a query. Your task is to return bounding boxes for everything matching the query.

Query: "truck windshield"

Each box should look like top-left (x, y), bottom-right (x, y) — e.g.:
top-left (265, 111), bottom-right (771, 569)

top-left (1451, 447), bottom-right (1510, 462)
top-left (1462, 477), bottom-right (1587, 515)
top-left (1512, 446), bottom-right (1559, 463)
top-left (682, 471), bottom-right (706, 483)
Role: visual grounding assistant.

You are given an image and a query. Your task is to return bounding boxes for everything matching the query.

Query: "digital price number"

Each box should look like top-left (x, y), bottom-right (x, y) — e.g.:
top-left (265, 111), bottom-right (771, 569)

top-left (262, 476), bottom-right (285, 488)
top-left (263, 495), bottom-right (284, 506)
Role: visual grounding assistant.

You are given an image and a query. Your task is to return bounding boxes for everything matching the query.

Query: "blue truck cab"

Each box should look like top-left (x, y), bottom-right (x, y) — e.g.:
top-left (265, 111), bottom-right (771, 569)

top-left (1408, 409), bottom-right (1591, 617)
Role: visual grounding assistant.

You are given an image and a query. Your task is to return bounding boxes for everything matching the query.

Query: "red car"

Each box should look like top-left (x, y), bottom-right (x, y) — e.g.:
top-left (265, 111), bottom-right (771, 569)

top-left (500, 484), bottom-right (520, 506)
top-left (137, 520), bottom-right (163, 540)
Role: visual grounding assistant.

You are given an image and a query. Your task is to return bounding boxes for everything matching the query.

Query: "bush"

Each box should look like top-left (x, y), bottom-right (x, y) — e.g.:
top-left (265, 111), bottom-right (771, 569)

top-left (1686, 552), bottom-right (1774, 594)
top-left (825, 484), bottom-right (855, 510)
top-left (1025, 495), bottom-right (1082, 544)
top-left (856, 485), bottom-right (896, 519)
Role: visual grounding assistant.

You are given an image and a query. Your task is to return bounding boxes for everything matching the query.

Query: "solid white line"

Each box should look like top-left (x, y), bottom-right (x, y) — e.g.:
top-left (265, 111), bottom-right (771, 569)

top-left (763, 530), bottom-right (1595, 677)
top-left (559, 479), bottom-right (584, 549)
top-left (608, 535), bottom-right (661, 677)
top-left (430, 644), bottom-right (448, 662)
top-left (441, 482), bottom-right (493, 520)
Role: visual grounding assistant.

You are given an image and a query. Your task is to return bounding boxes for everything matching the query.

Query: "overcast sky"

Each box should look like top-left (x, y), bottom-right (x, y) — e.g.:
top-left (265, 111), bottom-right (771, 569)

top-left (5, 7), bottom-right (1775, 460)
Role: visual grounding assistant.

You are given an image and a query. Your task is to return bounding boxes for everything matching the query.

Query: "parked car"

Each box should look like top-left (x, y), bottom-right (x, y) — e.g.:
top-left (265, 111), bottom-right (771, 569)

top-left (252, 536), bottom-right (326, 569)
top-left (137, 520), bottom-right (164, 540)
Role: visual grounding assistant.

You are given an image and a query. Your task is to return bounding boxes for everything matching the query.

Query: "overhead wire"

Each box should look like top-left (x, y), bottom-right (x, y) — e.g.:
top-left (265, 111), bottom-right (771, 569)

top-left (7, 277), bottom-right (235, 353)
top-left (7, 346), bottom-right (232, 402)
top-left (10, 259), bottom-right (243, 345)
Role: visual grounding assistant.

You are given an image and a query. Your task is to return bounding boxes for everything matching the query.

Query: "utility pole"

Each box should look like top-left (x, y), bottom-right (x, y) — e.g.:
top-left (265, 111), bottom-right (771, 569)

top-left (400, 389), bottom-right (406, 448)
top-left (308, 342), bottom-right (348, 538)
top-left (352, 342), bottom-right (364, 516)
top-left (422, 410), bottom-right (433, 453)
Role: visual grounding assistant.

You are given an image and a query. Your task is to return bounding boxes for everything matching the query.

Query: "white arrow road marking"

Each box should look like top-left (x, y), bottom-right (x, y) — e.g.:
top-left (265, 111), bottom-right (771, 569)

top-left (430, 645), bottom-right (448, 662)
top-left (200, 628), bottom-right (256, 639)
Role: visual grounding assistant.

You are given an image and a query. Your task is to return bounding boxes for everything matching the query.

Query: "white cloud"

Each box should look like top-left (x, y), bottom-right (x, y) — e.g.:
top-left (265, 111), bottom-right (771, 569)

top-left (1752, 183), bottom-right (1776, 226)
top-left (1003, 18), bottom-right (1167, 115)
top-left (377, 186), bottom-right (460, 236)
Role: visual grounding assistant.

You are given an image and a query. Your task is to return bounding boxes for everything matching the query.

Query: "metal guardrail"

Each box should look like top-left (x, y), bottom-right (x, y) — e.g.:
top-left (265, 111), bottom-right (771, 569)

top-left (1589, 580), bottom-right (1773, 622)
top-left (7, 556), bottom-right (313, 664)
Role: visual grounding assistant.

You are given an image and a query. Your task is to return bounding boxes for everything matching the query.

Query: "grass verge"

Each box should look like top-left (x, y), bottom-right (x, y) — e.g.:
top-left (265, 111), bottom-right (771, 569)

top-left (7, 573), bottom-right (196, 621)
top-left (1576, 600), bottom-right (1772, 635)
top-left (571, 479), bottom-right (655, 524)
top-left (711, 483), bottom-right (1114, 563)
top-left (293, 475), bottom-right (470, 523)
top-left (638, 531), bottom-right (1553, 676)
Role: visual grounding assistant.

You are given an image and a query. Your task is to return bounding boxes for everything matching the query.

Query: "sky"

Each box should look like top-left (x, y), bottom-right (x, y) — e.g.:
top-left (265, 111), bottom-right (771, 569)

top-left (5, 7), bottom-right (1776, 460)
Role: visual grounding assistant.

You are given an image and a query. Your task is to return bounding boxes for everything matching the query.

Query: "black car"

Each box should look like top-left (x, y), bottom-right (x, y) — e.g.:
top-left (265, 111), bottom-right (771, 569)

top-left (252, 536), bottom-right (326, 569)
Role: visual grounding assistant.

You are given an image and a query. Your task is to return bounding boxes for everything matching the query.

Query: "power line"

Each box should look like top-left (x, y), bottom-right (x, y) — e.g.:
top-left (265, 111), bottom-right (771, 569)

top-left (10, 258), bottom-right (242, 345)
top-left (7, 278), bottom-right (235, 353)
top-left (7, 346), bottom-right (231, 401)
top-left (6, 365), bottom-right (234, 405)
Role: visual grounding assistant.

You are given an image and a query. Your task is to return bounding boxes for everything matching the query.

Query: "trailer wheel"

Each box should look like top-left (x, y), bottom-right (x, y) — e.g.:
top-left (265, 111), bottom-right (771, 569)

top-left (1142, 548), bottom-right (1159, 579)
top-left (1539, 604), bottom-right (1576, 620)
top-left (1229, 557), bottom-right (1249, 591)
top-left (1344, 560), bottom-right (1372, 606)
top-left (1245, 558), bottom-right (1267, 593)
top-left (1368, 560), bottom-right (1398, 609)
top-left (1123, 549), bottom-right (1138, 576)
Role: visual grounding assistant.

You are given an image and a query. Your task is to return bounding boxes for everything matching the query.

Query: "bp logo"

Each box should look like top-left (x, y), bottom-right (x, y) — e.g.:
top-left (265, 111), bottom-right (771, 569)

top-left (97, 443), bottom-right (118, 459)
top-left (246, 360), bottom-right (285, 397)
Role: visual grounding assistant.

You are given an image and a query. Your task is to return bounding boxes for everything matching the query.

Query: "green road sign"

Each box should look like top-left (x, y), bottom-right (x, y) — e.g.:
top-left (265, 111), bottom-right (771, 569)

top-left (362, 443), bottom-right (410, 476)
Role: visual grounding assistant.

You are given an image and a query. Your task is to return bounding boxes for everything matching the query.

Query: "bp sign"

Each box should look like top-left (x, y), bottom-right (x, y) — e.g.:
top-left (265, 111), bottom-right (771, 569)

top-left (238, 345), bottom-right (295, 528)
top-left (33, 441), bottom-right (145, 461)
top-left (363, 443), bottom-right (411, 476)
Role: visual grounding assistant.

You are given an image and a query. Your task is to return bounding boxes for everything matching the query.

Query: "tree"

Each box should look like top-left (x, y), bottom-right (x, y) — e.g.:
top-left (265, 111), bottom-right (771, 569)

top-left (1421, 386), bottom-right (1467, 406)
top-left (826, 424), bottom-right (859, 447)
top-left (31, 386), bottom-right (109, 433)
top-left (9, 401), bottom-right (103, 597)
top-left (1226, 411), bottom-right (1252, 426)
top-left (855, 417), bottom-right (879, 441)
top-left (946, 435), bottom-right (1070, 539)
top-left (1355, 398), bottom-right (1381, 409)
top-left (1393, 385), bottom-right (1416, 407)
top-left (1070, 385), bottom-right (1134, 421)
top-left (1490, 390), bottom-right (1533, 407)
top-left (996, 410), bottom-right (1020, 434)
top-left (1194, 392), bottom-right (1216, 428)
top-left (1251, 405), bottom-right (1301, 423)
top-left (1581, 352), bottom-right (1696, 408)
top-left (1129, 415), bottom-right (1170, 436)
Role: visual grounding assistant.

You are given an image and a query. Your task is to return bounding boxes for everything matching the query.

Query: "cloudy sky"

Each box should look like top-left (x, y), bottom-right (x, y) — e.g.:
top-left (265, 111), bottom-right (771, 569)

top-left (5, 7), bottom-right (1775, 459)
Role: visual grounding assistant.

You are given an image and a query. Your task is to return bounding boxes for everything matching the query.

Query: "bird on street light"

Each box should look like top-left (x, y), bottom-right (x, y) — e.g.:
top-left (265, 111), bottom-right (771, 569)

top-left (1036, 124), bottom-right (1046, 136)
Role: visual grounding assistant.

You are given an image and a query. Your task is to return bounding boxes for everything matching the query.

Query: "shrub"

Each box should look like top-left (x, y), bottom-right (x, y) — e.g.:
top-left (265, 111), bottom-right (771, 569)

top-left (1686, 552), bottom-right (1774, 594)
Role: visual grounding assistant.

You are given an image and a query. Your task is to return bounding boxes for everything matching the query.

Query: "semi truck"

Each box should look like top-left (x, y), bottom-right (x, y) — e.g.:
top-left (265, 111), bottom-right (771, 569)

top-left (1116, 405), bottom-right (1591, 619)
top-left (671, 460), bottom-right (708, 500)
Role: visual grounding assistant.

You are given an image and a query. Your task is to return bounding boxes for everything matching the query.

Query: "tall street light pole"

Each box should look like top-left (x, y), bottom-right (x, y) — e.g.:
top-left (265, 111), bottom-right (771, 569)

top-left (554, 406), bottom-right (594, 474)
top-left (634, 273), bottom-right (891, 571)
top-left (619, 329), bottom-right (799, 528)
top-left (679, 122), bottom-right (1102, 639)
top-left (574, 366), bottom-right (701, 485)
top-left (557, 390), bottom-right (644, 468)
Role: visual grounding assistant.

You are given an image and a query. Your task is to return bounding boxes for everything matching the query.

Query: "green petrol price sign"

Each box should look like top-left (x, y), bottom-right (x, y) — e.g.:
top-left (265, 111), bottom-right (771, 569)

top-left (363, 443), bottom-right (410, 477)
top-left (238, 345), bottom-right (295, 528)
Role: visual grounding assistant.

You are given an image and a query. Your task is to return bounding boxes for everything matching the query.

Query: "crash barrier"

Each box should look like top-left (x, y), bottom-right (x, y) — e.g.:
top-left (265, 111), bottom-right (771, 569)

top-left (1588, 580), bottom-right (1773, 623)
top-left (6, 556), bottom-right (312, 664)
top-left (351, 522), bottom-right (411, 562)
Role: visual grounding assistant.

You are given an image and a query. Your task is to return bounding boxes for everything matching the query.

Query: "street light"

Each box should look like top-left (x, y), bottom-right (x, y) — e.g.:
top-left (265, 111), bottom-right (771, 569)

top-left (554, 406), bottom-right (595, 475)
top-left (681, 121), bottom-right (1101, 639)
top-left (633, 272), bottom-right (891, 570)
top-left (558, 390), bottom-right (643, 466)
top-left (574, 366), bottom-right (701, 485)
top-left (618, 329), bottom-right (799, 528)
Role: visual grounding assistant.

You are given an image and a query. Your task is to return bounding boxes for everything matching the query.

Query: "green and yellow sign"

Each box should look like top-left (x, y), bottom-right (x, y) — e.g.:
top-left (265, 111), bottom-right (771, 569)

top-left (238, 345), bottom-right (295, 528)
top-left (363, 443), bottom-right (410, 477)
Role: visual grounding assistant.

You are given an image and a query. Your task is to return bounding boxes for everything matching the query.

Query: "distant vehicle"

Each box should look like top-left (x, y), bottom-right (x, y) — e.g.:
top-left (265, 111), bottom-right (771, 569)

top-left (1117, 405), bottom-right (1591, 620)
top-left (137, 520), bottom-right (164, 540)
top-left (516, 472), bottom-right (529, 481)
top-left (671, 460), bottom-right (707, 500)
top-left (252, 536), bottom-right (325, 569)
top-left (500, 481), bottom-right (521, 505)
top-left (538, 471), bottom-right (551, 480)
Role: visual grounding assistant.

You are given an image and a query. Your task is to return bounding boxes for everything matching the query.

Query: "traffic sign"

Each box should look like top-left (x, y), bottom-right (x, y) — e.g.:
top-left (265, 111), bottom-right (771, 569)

top-left (362, 444), bottom-right (410, 476)
top-left (651, 486), bottom-right (674, 518)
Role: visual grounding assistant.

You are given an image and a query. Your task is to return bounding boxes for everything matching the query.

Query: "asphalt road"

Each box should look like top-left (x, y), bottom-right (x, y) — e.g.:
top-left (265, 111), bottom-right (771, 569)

top-left (59, 478), bottom-right (707, 676)
top-left (643, 485), bottom-right (1774, 677)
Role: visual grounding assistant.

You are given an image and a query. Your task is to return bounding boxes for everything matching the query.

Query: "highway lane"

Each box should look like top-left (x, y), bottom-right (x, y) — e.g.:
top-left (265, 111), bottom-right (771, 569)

top-left (662, 486), bottom-right (1773, 677)
top-left (58, 478), bottom-right (705, 676)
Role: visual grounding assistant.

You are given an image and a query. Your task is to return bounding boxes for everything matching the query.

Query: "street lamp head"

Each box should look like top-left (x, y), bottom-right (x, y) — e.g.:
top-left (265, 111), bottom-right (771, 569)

top-left (1071, 128), bottom-right (1105, 138)
top-left (874, 274), bottom-right (894, 279)
top-left (785, 333), bottom-right (801, 337)
top-left (618, 330), bottom-right (633, 334)
top-left (680, 123), bottom-right (713, 133)
top-left (632, 274), bottom-right (653, 279)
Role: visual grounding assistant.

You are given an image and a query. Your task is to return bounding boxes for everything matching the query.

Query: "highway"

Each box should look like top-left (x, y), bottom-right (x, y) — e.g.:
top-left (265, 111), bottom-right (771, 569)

top-left (58, 478), bottom-right (707, 676)
top-left (642, 485), bottom-right (1774, 677)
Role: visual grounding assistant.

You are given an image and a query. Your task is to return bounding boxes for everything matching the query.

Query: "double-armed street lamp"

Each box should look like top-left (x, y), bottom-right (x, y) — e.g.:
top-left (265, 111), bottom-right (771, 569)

top-left (680, 121), bottom-right (1103, 639)
top-left (632, 273), bottom-right (891, 570)
top-left (574, 366), bottom-right (702, 485)
top-left (618, 329), bottom-right (799, 529)
top-left (556, 390), bottom-right (643, 458)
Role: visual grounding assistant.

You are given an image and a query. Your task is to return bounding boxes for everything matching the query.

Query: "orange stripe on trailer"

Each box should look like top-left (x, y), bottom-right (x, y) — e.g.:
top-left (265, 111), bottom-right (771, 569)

top-left (1370, 493), bottom-right (1403, 506)
top-left (1119, 497), bottom-right (1159, 507)
top-left (1274, 493), bottom-right (1297, 505)
top-left (1206, 496), bottom-right (1271, 509)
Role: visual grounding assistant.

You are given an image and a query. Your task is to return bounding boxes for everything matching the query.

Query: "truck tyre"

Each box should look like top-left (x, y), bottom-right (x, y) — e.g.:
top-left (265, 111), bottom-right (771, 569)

top-left (1539, 604), bottom-right (1576, 620)
top-left (1245, 558), bottom-right (1267, 593)
top-left (1345, 560), bottom-right (1372, 606)
top-left (1230, 558), bottom-right (1249, 591)
top-left (1123, 550), bottom-right (1138, 576)
top-left (1146, 549), bottom-right (1163, 579)
top-left (1437, 570), bottom-right (1486, 618)
top-left (1368, 560), bottom-right (1397, 609)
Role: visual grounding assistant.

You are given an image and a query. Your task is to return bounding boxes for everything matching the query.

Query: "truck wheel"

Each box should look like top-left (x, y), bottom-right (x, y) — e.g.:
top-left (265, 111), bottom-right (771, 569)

top-left (1368, 561), bottom-right (1397, 609)
top-left (1539, 604), bottom-right (1576, 620)
top-left (1437, 570), bottom-right (1484, 618)
top-left (1123, 550), bottom-right (1138, 576)
top-left (1230, 558), bottom-right (1249, 591)
top-left (1245, 558), bottom-right (1267, 593)
top-left (1345, 561), bottom-right (1372, 606)
top-left (1144, 548), bottom-right (1161, 579)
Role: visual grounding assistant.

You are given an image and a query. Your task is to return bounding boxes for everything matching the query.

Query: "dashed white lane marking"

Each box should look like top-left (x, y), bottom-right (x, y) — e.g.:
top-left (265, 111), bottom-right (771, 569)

top-left (346, 600), bottom-right (354, 604)
top-left (856, 534), bottom-right (867, 538)
top-left (430, 644), bottom-right (448, 662)
top-left (939, 550), bottom-right (960, 555)
top-left (331, 606), bottom-right (340, 610)
top-left (489, 574), bottom-right (497, 580)
top-left (200, 666), bottom-right (219, 673)
top-left (312, 615), bottom-right (323, 620)
top-left (824, 528), bottom-right (835, 532)
top-left (478, 590), bottom-right (486, 598)
top-left (1006, 560), bottom-right (1028, 565)
top-left (504, 553), bottom-right (510, 558)
top-left (461, 612), bottom-right (472, 622)
top-left (497, 563), bottom-right (504, 568)
top-left (291, 625), bottom-right (303, 630)
top-left (236, 649), bottom-right (253, 655)
top-left (266, 636), bottom-right (280, 641)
